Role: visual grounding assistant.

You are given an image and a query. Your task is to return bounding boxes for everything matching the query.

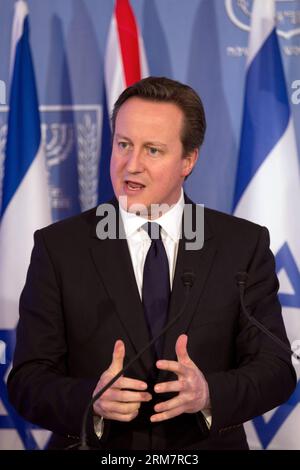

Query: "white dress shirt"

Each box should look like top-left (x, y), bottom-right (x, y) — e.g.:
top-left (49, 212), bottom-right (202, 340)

top-left (119, 190), bottom-right (184, 297)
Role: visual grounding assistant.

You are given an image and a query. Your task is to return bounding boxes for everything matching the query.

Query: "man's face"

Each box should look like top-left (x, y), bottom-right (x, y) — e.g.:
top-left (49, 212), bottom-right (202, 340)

top-left (110, 97), bottom-right (198, 216)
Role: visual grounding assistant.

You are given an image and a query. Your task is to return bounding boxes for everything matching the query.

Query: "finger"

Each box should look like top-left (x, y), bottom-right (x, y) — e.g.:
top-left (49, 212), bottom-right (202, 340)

top-left (100, 400), bottom-right (142, 415)
top-left (175, 334), bottom-right (191, 364)
top-left (102, 389), bottom-right (152, 403)
top-left (156, 359), bottom-right (185, 375)
top-left (94, 400), bottom-right (140, 422)
top-left (109, 339), bottom-right (125, 374)
top-left (113, 376), bottom-right (149, 391)
top-left (94, 375), bottom-right (149, 400)
top-left (103, 410), bottom-right (139, 422)
top-left (154, 380), bottom-right (183, 394)
top-left (150, 405), bottom-right (185, 423)
top-left (154, 395), bottom-right (183, 413)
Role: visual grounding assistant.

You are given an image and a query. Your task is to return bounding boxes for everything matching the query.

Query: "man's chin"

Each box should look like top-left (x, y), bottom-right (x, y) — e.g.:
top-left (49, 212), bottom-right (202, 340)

top-left (118, 195), bottom-right (149, 217)
top-left (118, 195), bottom-right (173, 219)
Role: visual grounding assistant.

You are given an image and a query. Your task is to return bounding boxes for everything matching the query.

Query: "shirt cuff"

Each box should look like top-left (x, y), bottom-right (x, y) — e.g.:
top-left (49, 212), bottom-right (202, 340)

top-left (201, 409), bottom-right (212, 429)
top-left (93, 415), bottom-right (104, 439)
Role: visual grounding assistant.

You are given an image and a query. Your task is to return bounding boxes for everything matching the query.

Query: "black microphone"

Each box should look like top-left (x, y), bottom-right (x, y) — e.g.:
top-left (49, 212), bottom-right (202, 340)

top-left (79, 271), bottom-right (196, 450)
top-left (236, 271), bottom-right (300, 361)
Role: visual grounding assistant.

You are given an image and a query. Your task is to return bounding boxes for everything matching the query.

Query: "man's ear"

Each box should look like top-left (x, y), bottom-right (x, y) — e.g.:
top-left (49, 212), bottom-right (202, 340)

top-left (182, 149), bottom-right (198, 178)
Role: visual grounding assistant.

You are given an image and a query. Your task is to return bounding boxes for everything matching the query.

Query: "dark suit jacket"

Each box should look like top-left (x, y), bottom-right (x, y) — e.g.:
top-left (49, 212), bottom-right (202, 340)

top-left (7, 198), bottom-right (296, 450)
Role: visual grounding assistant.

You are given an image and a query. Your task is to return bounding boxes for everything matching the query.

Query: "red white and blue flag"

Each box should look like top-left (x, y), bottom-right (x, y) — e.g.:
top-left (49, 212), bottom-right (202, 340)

top-left (98, 0), bottom-right (149, 202)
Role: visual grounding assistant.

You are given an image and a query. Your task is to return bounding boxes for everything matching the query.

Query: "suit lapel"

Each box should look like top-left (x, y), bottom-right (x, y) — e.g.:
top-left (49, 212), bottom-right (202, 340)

top-left (160, 202), bottom-right (217, 373)
top-left (89, 202), bottom-right (154, 375)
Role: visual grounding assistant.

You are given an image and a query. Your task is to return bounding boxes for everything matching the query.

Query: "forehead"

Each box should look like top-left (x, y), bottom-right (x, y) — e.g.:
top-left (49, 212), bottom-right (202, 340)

top-left (115, 97), bottom-right (184, 139)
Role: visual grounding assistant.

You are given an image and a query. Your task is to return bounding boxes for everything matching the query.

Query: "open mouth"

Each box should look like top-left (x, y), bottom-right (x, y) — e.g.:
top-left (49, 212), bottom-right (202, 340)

top-left (125, 180), bottom-right (146, 191)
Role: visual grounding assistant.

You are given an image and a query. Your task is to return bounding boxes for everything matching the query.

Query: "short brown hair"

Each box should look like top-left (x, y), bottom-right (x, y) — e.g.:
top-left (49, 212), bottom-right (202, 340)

top-left (111, 76), bottom-right (206, 156)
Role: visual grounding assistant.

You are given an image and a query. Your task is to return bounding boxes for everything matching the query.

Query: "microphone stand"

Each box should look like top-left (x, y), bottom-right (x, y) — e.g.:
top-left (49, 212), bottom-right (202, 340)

top-left (236, 271), bottom-right (300, 360)
top-left (79, 272), bottom-right (195, 450)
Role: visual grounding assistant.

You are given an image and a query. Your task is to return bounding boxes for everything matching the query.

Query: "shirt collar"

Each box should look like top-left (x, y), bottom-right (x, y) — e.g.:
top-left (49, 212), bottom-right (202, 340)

top-left (119, 189), bottom-right (184, 242)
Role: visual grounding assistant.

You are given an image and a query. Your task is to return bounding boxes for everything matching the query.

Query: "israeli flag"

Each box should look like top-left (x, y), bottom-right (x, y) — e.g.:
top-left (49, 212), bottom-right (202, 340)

top-left (233, 0), bottom-right (300, 449)
top-left (0, 0), bottom-right (51, 449)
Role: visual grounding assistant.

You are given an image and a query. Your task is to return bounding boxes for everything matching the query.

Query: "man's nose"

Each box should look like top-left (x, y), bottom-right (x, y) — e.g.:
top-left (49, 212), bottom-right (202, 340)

top-left (126, 148), bottom-right (144, 173)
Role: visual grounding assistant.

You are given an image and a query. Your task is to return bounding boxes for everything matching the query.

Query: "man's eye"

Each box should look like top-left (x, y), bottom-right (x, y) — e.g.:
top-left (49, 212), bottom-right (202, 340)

top-left (147, 147), bottom-right (159, 156)
top-left (118, 142), bottom-right (129, 150)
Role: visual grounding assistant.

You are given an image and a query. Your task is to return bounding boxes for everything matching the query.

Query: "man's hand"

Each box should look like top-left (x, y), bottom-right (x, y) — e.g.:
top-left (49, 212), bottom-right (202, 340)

top-left (93, 339), bottom-right (152, 422)
top-left (150, 334), bottom-right (210, 423)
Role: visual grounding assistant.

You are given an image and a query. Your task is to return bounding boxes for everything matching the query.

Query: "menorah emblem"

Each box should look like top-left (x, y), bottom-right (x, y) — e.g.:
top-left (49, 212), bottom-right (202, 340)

top-left (40, 105), bottom-right (102, 213)
top-left (0, 104), bottom-right (102, 215)
top-left (41, 122), bottom-right (74, 168)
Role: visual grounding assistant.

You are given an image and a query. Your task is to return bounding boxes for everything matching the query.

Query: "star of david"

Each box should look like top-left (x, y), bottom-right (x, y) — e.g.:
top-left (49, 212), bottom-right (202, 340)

top-left (252, 242), bottom-right (300, 448)
top-left (0, 329), bottom-right (40, 449)
top-left (253, 381), bottom-right (300, 448)
top-left (276, 242), bottom-right (300, 308)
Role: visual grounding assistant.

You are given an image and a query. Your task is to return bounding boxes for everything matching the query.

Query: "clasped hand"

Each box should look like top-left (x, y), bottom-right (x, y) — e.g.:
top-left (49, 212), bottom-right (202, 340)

top-left (93, 334), bottom-right (210, 423)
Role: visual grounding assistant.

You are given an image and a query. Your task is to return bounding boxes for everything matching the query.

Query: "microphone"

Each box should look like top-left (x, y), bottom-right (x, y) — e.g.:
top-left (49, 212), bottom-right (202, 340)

top-left (79, 271), bottom-right (196, 450)
top-left (236, 271), bottom-right (300, 361)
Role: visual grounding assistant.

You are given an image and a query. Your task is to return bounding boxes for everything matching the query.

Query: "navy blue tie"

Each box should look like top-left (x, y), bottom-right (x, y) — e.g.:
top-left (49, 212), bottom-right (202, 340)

top-left (142, 222), bottom-right (170, 358)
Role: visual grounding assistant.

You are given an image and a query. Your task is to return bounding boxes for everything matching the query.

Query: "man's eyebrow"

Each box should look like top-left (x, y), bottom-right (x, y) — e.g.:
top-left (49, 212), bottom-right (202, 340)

top-left (144, 141), bottom-right (167, 148)
top-left (115, 134), bottom-right (167, 148)
top-left (115, 133), bottom-right (132, 142)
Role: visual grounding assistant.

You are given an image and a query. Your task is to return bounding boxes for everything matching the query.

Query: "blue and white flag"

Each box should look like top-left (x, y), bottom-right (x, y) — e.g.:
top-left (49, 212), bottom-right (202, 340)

top-left (0, 0), bottom-right (51, 449)
top-left (233, 0), bottom-right (300, 449)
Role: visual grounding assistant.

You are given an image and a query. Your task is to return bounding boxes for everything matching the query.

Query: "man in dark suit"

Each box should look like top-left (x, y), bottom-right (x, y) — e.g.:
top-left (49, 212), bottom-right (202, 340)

top-left (8, 77), bottom-right (296, 450)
